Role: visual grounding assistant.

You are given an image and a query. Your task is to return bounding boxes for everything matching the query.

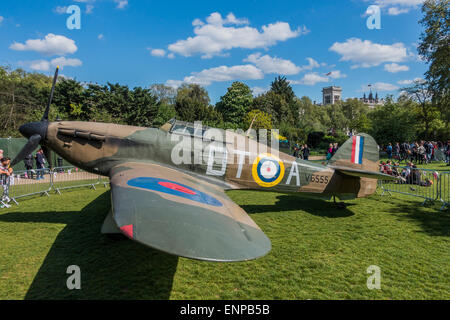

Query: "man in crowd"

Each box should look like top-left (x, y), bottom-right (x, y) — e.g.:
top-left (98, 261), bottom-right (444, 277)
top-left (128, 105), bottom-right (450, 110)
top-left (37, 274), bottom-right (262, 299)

top-left (386, 143), bottom-right (393, 160)
top-left (0, 157), bottom-right (13, 207)
top-left (302, 144), bottom-right (310, 161)
top-left (24, 154), bottom-right (34, 179)
top-left (35, 149), bottom-right (46, 180)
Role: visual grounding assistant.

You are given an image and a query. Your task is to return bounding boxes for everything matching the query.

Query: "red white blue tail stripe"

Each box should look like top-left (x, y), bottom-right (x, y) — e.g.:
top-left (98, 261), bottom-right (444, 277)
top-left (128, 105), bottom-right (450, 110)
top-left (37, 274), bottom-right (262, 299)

top-left (351, 136), bottom-right (364, 164)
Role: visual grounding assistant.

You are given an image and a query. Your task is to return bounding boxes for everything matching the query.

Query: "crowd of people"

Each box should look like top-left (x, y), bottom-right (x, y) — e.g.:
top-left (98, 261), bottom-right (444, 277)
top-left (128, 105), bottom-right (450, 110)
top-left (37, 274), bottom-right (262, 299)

top-left (292, 144), bottom-right (311, 160)
top-left (292, 142), bottom-right (339, 161)
top-left (379, 160), bottom-right (436, 187)
top-left (382, 141), bottom-right (450, 165)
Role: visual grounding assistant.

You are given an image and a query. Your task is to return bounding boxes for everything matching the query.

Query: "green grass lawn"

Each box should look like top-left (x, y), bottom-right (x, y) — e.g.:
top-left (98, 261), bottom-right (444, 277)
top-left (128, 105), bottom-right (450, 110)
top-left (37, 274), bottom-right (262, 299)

top-left (0, 187), bottom-right (448, 300)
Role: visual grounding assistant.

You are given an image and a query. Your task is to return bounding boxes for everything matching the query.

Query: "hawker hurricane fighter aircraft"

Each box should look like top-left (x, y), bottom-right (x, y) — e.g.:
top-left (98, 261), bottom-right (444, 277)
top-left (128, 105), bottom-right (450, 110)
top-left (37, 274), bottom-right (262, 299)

top-left (11, 67), bottom-right (395, 262)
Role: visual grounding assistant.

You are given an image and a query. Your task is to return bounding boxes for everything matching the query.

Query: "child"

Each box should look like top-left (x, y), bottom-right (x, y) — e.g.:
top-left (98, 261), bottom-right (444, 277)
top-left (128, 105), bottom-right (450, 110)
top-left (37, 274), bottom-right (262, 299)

top-left (0, 157), bottom-right (13, 207)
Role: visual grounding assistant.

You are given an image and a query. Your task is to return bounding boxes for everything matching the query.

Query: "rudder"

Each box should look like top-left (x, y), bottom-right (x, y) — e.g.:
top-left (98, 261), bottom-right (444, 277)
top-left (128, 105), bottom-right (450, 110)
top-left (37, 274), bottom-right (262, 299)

top-left (328, 133), bottom-right (379, 172)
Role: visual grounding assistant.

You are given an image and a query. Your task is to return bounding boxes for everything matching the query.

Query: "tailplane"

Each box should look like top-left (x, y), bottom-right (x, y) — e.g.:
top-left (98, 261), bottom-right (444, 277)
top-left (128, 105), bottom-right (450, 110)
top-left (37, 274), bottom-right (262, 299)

top-left (328, 133), bottom-right (395, 180)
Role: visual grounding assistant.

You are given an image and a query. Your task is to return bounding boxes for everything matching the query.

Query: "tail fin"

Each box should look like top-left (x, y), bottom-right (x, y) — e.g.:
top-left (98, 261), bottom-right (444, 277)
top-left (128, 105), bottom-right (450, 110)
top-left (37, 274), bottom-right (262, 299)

top-left (328, 133), bottom-right (394, 180)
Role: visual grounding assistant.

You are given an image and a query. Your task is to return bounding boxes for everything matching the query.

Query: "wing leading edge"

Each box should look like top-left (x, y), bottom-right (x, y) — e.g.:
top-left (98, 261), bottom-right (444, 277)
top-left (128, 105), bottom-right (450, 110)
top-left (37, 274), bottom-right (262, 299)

top-left (109, 162), bottom-right (271, 262)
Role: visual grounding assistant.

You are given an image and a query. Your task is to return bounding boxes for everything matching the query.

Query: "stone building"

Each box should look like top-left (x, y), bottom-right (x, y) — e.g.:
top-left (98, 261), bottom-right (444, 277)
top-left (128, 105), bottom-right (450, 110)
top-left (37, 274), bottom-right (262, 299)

top-left (322, 86), bottom-right (342, 105)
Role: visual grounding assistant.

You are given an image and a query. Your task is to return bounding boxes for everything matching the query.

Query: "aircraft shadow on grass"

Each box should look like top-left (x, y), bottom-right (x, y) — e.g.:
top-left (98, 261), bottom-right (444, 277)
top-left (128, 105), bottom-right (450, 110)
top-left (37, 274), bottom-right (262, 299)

top-left (240, 194), bottom-right (355, 218)
top-left (391, 202), bottom-right (450, 237)
top-left (0, 192), bottom-right (178, 300)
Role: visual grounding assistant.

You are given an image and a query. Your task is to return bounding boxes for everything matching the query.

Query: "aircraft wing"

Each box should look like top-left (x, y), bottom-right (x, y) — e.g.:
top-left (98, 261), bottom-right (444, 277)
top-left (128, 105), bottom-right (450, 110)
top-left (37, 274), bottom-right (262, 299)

top-left (328, 165), bottom-right (399, 180)
top-left (109, 162), bottom-right (271, 262)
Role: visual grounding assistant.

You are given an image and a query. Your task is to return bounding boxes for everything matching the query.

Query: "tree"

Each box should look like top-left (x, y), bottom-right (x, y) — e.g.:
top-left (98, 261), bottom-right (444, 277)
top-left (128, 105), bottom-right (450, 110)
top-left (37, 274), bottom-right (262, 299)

top-left (152, 104), bottom-right (177, 127)
top-left (150, 84), bottom-right (176, 105)
top-left (270, 76), bottom-right (298, 124)
top-left (252, 90), bottom-right (292, 125)
top-left (215, 82), bottom-right (253, 126)
top-left (400, 79), bottom-right (440, 138)
top-left (340, 98), bottom-right (370, 133)
top-left (368, 98), bottom-right (416, 145)
top-left (175, 84), bottom-right (222, 126)
top-left (243, 109), bottom-right (272, 132)
top-left (270, 76), bottom-right (295, 105)
top-left (418, 0), bottom-right (450, 124)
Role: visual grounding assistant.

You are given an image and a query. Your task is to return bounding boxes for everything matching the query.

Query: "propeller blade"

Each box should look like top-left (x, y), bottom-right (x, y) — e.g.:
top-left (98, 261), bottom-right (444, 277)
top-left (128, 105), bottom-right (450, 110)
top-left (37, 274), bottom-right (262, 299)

top-left (42, 146), bottom-right (53, 169)
top-left (42, 66), bottom-right (59, 122)
top-left (11, 134), bottom-right (41, 167)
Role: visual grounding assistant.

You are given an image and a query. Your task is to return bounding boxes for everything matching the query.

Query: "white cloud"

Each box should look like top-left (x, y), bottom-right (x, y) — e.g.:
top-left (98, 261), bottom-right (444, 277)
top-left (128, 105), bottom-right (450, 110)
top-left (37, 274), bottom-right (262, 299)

top-left (327, 70), bottom-right (347, 79)
top-left (167, 12), bottom-right (305, 58)
top-left (329, 38), bottom-right (408, 68)
top-left (86, 5), bottom-right (94, 14)
top-left (397, 79), bottom-right (414, 85)
top-left (251, 86), bottom-right (269, 96)
top-left (98, 34), bottom-right (104, 40)
top-left (387, 7), bottom-right (410, 15)
top-left (150, 48), bottom-right (166, 57)
top-left (292, 72), bottom-right (330, 86)
top-left (166, 64), bottom-right (264, 87)
top-left (363, 0), bottom-right (424, 15)
top-left (114, 0), bottom-right (128, 9)
top-left (384, 63), bottom-right (410, 73)
top-left (166, 80), bottom-right (184, 89)
top-left (51, 57), bottom-right (82, 69)
top-left (244, 53), bottom-right (301, 75)
top-left (0, 16), bottom-right (3, 25)
top-left (20, 57), bottom-right (82, 71)
top-left (23, 60), bottom-right (51, 71)
top-left (54, 6), bottom-right (68, 14)
top-left (361, 82), bottom-right (399, 92)
top-left (397, 77), bottom-right (424, 85)
top-left (167, 53), bottom-right (175, 59)
top-left (10, 33), bottom-right (77, 56)
top-left (301, 57), bottom-right (321, 71)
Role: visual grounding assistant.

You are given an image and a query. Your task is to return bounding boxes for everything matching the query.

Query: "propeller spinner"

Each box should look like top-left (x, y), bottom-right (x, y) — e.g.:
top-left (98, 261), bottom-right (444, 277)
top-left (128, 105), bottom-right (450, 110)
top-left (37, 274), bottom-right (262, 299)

top-left (11, 66), bottom-right (59, 168)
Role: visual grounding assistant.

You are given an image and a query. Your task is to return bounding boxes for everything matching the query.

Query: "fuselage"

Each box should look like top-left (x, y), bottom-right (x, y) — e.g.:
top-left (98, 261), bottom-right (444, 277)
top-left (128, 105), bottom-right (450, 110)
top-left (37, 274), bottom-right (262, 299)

top-left (42, 121), bottom-right (376, 198)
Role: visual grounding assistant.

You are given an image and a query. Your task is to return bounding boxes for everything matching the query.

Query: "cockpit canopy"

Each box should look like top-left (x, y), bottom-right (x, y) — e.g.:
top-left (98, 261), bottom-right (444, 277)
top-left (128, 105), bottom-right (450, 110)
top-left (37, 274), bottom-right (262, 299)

top-left (160, 119), bottom-right (211, 138)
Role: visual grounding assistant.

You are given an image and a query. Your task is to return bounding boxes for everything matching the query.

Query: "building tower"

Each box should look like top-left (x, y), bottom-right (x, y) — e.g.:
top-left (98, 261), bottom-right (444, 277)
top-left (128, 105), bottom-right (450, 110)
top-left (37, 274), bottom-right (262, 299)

top-left (322, 86), bottom-right (342, 105)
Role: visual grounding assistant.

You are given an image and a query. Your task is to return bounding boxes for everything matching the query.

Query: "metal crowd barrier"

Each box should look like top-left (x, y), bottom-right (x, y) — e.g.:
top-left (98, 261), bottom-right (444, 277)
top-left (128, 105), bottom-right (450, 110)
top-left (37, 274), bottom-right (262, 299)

top-left (378, 165), bottom-right (449, 210)
top-left (1, 166), bottom-right (109, 206)
top-left (439, 171), bottom-right (450, 211)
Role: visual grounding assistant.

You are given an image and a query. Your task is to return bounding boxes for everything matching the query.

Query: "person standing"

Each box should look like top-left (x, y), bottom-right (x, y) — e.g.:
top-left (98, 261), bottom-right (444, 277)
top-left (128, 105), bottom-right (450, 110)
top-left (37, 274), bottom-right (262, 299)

top-left (24, 154), bottom-right (34, 179)
top-left (326, 143), bottom-right (333, 161)
top-left (386, 143), bottom-right (393, 160)
top-left (332, 143), bottom-right (338, 155)
top-left (302, 144), bottom-right (310, 161)
top-left (394, 143), bottom-right (400, 160)
top-left (35, 149), bottom-right (46, 180)
top-left (0, 157), bottom-right (13, 206)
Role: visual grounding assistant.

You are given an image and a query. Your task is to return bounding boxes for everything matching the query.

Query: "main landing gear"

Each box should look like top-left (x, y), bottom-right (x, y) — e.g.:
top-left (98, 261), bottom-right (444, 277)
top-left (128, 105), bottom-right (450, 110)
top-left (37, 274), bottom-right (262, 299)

top-left (333, 196), bottom-right (347, 209)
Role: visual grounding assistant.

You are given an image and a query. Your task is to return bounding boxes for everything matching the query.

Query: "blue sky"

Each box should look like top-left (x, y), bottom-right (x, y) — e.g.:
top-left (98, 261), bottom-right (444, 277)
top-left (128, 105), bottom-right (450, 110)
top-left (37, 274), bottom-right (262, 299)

top-left (0, 0), bottom-right (428, 103)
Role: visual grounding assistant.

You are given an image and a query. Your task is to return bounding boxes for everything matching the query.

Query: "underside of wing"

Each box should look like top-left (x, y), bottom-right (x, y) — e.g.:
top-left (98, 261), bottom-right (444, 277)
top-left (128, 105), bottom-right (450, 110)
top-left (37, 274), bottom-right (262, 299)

top-left (329, 165), bottom-right (399, 180)
top-left (108, 162), bottom-right (271, 262)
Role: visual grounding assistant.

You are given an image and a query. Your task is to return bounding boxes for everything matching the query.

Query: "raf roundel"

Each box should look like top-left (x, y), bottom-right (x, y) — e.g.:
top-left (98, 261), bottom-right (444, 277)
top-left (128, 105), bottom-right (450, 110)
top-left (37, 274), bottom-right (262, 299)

top-left (252, 153), bottom-right (285, 188)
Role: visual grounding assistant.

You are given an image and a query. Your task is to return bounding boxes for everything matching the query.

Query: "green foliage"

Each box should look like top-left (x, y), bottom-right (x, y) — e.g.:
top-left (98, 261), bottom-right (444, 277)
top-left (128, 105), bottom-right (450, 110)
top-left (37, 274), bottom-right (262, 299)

top-left (216, 82), bottom-right (253, 126)
top-left (418, 0), bottom-right (450, 124)
top-left (368, 99), bottom-right (417, 145)
top-left (243, 109), bottom-right (272, 131)
top-left (175, 84), bottom-right (222, 127)
top-left (152, 104), bottom-right (177, 127)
